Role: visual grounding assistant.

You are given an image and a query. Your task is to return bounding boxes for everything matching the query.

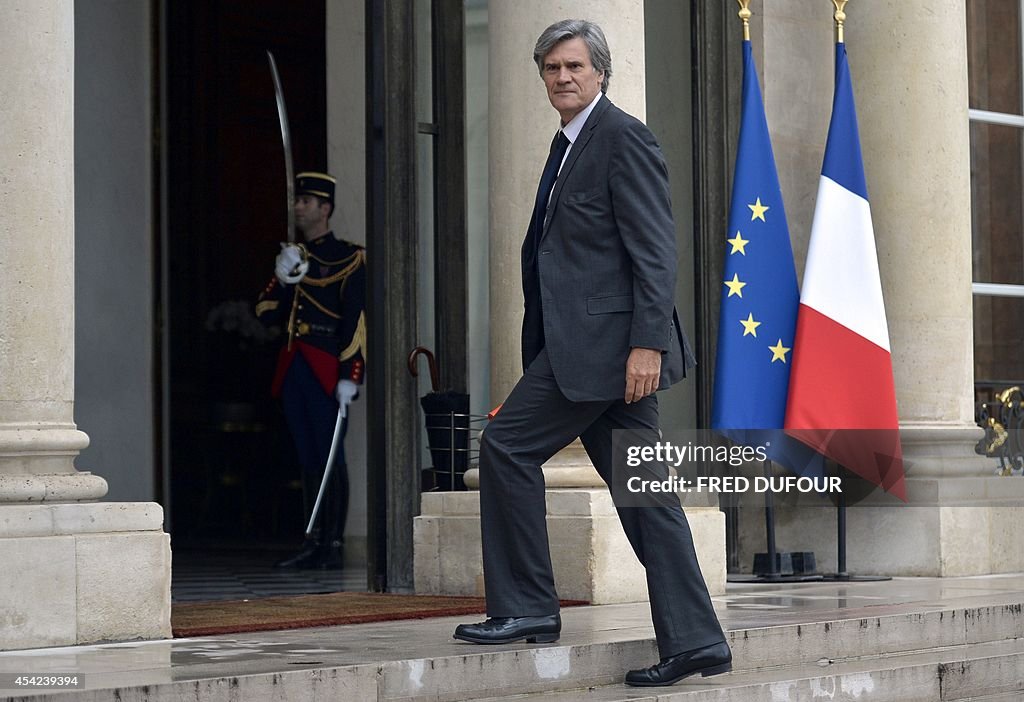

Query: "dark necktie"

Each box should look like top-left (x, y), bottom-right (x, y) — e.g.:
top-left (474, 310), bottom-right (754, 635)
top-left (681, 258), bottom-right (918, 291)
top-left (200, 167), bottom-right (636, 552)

top-left (529, 131), bottom-right (571, 243)
top-left (523, 131), bottom-right (570, 354)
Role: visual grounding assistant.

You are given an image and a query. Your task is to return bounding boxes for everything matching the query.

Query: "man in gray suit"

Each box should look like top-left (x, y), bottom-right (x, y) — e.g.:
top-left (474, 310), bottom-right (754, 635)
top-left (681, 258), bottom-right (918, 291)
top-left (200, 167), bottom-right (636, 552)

top-left (454, 19), bottom-right (731, 686)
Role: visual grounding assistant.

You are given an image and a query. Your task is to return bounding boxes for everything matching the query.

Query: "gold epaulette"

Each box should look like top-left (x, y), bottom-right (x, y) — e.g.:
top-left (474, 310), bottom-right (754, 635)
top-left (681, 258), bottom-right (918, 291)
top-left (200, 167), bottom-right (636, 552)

top-left (339, 311), bottom-right (367, 362)
top-left (255, 300), bottom-right (278, 316)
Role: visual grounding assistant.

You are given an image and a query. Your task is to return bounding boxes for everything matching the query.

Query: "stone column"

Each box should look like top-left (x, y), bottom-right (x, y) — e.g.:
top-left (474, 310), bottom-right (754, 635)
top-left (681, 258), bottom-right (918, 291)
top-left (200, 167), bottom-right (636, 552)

top-left (327, 0), bottom-right (369, 568)
top-left (483, 0), bottom-right (648, 489)
top-left (414, 1), bottom-right (725, 602)
top-left (848, 1), bottom-right (987, 478)
top-left (759, 0), bottom-right (985, 477)
top-left (0, 1), bottom-right (169, 650)
top-left (487, 1), bottom-right (648, 403)
top-left (0, 1), bottom-right (106, 501)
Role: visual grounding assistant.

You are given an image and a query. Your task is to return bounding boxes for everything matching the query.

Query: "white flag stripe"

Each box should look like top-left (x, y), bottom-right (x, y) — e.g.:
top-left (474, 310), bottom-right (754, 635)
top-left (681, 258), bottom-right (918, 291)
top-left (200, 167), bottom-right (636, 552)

top-left (799, 176), bottom-right (891, 352)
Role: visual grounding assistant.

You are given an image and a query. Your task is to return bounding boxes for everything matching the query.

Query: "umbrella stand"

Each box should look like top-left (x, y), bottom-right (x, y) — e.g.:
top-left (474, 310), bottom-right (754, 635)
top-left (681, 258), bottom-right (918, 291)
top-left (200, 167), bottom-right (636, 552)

top-left (408, 346), bottom-right (484, 491)
top-left (421, 407), bottom-right (486, 491)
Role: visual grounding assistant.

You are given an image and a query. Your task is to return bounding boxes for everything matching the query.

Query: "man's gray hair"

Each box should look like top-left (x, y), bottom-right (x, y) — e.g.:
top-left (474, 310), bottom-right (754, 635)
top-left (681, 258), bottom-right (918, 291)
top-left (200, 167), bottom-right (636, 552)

top-left (533, 19), bottom-right (612, 93)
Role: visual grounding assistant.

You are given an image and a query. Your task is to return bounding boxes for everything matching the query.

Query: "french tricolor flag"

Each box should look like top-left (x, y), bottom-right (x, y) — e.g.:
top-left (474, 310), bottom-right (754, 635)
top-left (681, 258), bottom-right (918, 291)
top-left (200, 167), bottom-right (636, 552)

top-left (784, 41), bottom-right (906, 500)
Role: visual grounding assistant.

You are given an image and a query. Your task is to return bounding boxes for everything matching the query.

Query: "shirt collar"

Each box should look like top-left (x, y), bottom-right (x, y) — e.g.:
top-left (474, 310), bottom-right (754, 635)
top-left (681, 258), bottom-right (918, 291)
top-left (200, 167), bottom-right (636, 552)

top-left (560, 91), bottom-right (603, 145)
top-left (308, 230), bottom-right (335, 246)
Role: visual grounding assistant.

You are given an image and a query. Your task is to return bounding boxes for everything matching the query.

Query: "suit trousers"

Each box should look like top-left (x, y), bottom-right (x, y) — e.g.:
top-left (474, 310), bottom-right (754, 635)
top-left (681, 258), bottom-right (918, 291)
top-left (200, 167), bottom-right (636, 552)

top-left (281, 353), bottom-right (349, 547)
top-left (480, 348), bottom-right (725, 658)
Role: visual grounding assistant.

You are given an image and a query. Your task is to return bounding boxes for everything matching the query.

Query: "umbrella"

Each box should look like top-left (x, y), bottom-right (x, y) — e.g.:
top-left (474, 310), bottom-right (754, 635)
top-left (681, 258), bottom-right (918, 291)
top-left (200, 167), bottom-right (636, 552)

top-left (408, 346), bottom-right (470, 491)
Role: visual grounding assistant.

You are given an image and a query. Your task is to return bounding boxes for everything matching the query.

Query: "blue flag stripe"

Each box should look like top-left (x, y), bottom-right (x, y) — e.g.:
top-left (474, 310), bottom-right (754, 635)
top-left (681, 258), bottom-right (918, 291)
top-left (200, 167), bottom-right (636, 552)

top-left (821, 43), bottom-right (869, 200)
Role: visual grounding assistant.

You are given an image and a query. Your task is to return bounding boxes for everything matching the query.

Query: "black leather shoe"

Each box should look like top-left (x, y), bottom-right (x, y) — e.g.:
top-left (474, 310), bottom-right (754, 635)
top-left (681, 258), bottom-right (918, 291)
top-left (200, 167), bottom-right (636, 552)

top-left (453, 614), bottom-right (561, 644)
top-left (273, 540), bottom-right (321, 569)
top-left (624, 641), bottom-right (732, 686)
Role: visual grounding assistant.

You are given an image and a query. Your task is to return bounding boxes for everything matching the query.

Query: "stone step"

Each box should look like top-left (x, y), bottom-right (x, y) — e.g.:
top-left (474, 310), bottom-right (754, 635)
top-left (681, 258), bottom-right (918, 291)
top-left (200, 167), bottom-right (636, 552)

top-left (5, 598), bottom-right (1023, 702)
top-left (470, 638), bottom-right (1024, 702)
top-left (373, 599), bottom-right (1024, 701)
top-left (726, 598), bottom-right (1024, 672)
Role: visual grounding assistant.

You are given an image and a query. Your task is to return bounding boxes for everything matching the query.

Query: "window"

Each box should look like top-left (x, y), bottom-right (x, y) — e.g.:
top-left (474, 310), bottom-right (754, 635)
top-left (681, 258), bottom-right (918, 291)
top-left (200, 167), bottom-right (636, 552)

top-left (968, 2), bottom-right (1024, 397)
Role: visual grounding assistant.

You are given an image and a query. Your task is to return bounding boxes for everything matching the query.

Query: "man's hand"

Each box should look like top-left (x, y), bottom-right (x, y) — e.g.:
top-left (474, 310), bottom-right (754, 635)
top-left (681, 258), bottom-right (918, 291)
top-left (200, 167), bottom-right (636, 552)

top-left (336, 379), bottom-right (359, 418)
top-left (275, 243), bottom-right (309, 284)
top-left (625, 347), bottom-right (662, 403)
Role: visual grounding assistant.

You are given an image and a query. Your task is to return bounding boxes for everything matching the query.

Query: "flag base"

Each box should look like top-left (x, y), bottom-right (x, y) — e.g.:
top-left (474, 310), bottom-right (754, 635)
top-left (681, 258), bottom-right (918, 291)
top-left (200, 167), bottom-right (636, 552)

top-left (727, 573), bottom-right (824, 584)
top-left (752, 550), bottom-right (817, 576)
top-left (818, 572), bottom-right (891, 582)
top-left (727, 550), bottom-right (822, 584)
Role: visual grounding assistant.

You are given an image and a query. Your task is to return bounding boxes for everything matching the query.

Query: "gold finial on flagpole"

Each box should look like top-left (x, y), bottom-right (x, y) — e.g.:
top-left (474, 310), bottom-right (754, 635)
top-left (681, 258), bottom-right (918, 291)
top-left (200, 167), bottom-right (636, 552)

top-left (832, 0), bottom-right (848, 44)
top-left (737, 0), bottom-right (752, 42)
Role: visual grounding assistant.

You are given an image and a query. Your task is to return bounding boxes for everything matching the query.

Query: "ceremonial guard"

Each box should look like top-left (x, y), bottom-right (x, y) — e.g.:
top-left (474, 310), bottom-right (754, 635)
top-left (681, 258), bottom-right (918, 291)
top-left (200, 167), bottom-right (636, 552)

top-left (256, 172), bottom-right (366, 569)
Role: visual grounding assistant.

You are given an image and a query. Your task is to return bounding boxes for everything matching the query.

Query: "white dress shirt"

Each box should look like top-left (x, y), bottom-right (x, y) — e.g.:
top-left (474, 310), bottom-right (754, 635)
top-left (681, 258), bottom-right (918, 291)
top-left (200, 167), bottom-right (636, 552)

top-left (557, 90), bottom-right (603, 174)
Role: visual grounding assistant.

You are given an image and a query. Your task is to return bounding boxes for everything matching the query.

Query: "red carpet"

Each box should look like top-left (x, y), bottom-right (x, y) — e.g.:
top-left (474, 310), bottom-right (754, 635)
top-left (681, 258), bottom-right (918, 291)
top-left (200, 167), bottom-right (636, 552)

top-left (172, 592), bottom-right (588, 637)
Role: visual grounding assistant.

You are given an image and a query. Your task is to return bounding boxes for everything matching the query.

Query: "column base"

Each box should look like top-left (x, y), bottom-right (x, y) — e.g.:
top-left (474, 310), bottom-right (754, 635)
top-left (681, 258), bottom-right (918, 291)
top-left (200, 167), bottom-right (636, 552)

top-left (0, 425), bottom-right (91, 478)
top-left (0, 471), bottom-right (108, 503)
top-left (0, 502), bottom-right (171, 651)
top-left (901, 422), bottom-right (992, 478)
top-left (413, 489), bottom-right (725, 603)
top-left (733, 474), bottom-right (1024, 576)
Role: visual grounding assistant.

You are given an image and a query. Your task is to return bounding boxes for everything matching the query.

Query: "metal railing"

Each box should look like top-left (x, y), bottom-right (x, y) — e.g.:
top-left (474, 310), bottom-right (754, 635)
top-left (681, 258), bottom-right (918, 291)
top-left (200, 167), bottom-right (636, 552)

top-left (975, 383), bottom-right (1024, 475)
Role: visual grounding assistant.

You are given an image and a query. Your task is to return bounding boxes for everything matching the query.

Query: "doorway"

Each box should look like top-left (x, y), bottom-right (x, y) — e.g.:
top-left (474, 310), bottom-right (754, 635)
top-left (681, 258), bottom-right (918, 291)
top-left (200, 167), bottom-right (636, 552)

top-left (161, 0), bottom-right (469, 597)
top-left (164, 0), bottom-right (330, 568)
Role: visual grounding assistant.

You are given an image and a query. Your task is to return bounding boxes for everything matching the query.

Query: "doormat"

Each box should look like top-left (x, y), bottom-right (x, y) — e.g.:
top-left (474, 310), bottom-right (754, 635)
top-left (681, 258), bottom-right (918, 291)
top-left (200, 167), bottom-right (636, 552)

top-left (172, 592), bottom-right (588, 637)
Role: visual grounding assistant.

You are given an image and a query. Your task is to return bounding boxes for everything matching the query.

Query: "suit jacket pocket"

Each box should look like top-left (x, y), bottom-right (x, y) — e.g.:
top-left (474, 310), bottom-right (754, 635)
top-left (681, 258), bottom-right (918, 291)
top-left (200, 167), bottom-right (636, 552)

top-left (564, 187), bottom-right (603, 205)
top-left (587, 293), bottom-right (634, 315)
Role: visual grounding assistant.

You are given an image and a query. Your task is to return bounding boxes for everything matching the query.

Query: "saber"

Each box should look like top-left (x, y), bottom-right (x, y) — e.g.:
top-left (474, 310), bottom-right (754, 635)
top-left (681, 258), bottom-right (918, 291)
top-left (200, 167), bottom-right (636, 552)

top-left (306, 406), bottom-right (345, 536)
top-left (267, 50), bottom-right (296, 243)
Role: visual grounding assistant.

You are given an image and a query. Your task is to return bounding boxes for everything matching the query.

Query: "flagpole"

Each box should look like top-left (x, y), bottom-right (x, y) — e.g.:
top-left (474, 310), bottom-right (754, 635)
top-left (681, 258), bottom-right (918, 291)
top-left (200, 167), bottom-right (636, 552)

top-left (812, 0), bottom-right (893, 584)
top-left (737, 0), bottom-right (751, 41)
top-left (761, 459), bottom-right (778, 576)
top-left (734, 0), bottom-right (787, 581)
top-left (721, 0), bottom-right (821, 585)
top-left (832, 0), bottom-right (848, 44)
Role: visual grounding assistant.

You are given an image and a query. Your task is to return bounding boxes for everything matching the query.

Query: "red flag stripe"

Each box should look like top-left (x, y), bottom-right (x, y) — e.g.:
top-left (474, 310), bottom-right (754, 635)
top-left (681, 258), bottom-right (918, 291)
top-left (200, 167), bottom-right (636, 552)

top-left (786, 304), bottom-right (898, 430)
top-left (785, 305), bottom-right (905, 500)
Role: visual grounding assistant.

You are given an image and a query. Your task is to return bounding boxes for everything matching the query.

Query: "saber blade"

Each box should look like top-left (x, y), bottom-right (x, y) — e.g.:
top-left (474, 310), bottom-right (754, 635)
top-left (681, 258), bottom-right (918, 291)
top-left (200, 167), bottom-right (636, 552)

top-left (267, 50), bottom-right (296, 243)
top-left (306, 407), bottom-right (345, 536)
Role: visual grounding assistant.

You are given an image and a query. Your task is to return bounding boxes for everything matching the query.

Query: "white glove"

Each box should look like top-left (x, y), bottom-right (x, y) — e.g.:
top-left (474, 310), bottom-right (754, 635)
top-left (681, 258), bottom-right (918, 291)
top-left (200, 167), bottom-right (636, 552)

top-left (275, 243), bottom-right (309, 284)
top-left (336, 379), bottom-right (359, 418)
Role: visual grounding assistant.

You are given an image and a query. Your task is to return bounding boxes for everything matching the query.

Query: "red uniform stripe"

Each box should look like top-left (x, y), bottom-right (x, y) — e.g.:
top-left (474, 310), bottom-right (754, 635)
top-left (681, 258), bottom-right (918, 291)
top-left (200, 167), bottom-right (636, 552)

top-left (271, 342), bottom-right (340, 398)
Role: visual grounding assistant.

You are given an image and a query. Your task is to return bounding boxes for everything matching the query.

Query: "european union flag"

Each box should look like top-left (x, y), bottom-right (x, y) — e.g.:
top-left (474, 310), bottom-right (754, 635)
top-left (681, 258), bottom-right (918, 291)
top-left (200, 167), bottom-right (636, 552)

top-left (711, 39), bottom-right (822, 479)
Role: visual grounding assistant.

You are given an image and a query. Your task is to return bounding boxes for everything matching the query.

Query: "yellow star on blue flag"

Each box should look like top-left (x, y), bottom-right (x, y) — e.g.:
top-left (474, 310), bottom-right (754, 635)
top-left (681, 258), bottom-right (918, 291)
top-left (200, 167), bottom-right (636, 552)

top-left (748, 198), bottom-right (769, 222)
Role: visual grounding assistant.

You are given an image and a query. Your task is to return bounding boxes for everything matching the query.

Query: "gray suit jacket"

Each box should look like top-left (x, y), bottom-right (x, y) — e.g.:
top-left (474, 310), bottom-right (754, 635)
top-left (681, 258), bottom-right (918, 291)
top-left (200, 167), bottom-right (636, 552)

top-left (521, 95), bottom-right (696, 402)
